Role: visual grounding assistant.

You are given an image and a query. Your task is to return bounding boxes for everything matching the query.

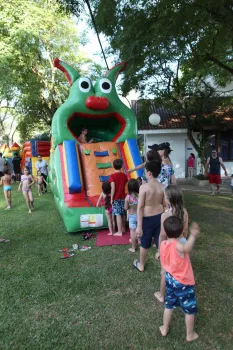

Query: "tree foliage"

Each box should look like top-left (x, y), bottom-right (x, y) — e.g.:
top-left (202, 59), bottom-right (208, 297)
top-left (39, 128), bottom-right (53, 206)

top-left (0, 0), bottom-right (99, 142)
top-left (91, 0), bottom-right (233, 97)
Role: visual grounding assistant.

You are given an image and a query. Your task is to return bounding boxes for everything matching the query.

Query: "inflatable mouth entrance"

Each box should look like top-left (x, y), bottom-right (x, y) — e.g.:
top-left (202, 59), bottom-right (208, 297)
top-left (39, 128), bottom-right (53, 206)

top-left (68, 112), bottom-right (126, 142)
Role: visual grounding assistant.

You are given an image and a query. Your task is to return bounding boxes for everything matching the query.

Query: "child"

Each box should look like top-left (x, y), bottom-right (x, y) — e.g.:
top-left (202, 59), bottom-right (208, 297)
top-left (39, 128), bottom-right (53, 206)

top-left (154, 185), bottom-right (188, 302)
top-left (78, 128), bottom-right (94, 144)
top-left (133, 156), bottom-right (166, 272)
top-left (231, 174), bottom-right (233, 196)
top-left (187, 153), bottom-right (195, 179)
top-left (96, 182), bottom-right (115, 235)
top-left (36, 170), bottom-right (48, 196)
top-left (124, 179), bottom-right (139, 252)
top-left (109, 159), bottom-right (128, 236)
top-left (0, 169), bottom-right (12, 209)
top-left (18, 166), bottom-right (35, 213)
top-left (159, 216), bottom-right (199, 342)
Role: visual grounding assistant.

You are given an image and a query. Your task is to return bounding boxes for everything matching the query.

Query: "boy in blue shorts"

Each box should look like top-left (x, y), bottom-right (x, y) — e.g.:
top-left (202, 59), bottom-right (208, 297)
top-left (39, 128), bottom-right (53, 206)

top-left (109, 159), bottom-right (128, 236)
top-left (160, 216), bottom-right (200, 342)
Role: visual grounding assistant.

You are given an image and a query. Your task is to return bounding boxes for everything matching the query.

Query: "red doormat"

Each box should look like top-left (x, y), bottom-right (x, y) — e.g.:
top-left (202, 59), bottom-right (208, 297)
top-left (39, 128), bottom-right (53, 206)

top-left (95, 229), bottom-right (130, 247)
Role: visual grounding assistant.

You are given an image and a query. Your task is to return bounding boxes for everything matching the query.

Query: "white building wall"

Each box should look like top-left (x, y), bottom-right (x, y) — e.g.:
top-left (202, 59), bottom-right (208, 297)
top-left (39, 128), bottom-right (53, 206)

top-left (141, 130), bottom-right (201, 179)
top-left (141, 129), bottom-right (233, 178)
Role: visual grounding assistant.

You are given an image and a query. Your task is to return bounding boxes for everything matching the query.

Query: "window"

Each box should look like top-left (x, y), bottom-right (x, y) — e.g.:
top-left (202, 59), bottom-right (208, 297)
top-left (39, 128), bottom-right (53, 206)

top-left (220, 131), bottom-right (233, 161)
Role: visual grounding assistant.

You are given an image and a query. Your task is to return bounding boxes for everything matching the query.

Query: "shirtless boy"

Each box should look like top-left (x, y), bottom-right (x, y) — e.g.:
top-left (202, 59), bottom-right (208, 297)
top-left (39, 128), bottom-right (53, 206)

top-left (133, 158), bottom-right (166, 272)
top-left (78, 128), bottom-right (94, 144)
top-left (0, 169), bottom-right (12, 209)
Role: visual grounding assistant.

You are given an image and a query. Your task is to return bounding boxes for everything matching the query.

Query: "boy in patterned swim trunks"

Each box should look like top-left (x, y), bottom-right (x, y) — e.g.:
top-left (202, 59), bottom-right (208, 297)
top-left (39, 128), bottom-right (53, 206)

top-left (0, 169), bottom-right (12, 209)
top-left (160, 216), bottom-right (200, 342)
top-left (110, 159), bottom-right (128, 236)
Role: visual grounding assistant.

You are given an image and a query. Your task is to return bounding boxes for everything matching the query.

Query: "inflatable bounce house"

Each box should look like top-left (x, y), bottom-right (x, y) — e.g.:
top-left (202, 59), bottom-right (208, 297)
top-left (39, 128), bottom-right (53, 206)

top-left (21, 139), bottom-right (50, 177)
top-left (0, 142), bottom-right (21, 171)
top-left (49, 58), bottom-right (143, 232)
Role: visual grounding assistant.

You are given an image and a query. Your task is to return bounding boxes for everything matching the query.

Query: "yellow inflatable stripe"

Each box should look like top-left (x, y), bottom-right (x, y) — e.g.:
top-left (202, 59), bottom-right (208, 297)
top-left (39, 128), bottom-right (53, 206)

top-left (76, 144), bottom-right (83, 186)
top-left (31, 157), bottom-right (50, 178)
top-left (123, 141), bottom-right (137, 179)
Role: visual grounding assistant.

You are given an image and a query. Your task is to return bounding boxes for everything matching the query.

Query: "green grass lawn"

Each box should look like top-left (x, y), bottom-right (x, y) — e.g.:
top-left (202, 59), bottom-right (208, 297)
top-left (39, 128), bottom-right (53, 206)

top-left (0, 184), bottom-right (233, 350)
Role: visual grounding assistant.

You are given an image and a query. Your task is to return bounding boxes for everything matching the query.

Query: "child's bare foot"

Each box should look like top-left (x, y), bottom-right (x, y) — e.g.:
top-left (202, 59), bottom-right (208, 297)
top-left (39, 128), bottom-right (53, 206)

top-left (186, 332), bottom-right (199, 342)
top-left (107, 232), bottom-right (113, 236)
top-left (128, 248), bottom-right (136, 253)
top-left (159, 326), bottom-right (169, 337)
top-left (4, 207), bottom-right (11, 210)
top-left (113, 232), bottom-right (123, 236)
top-left (155, 252), bottom-right (160, 260)
top-left (154, 292), bottom-right (164, 303)
top-left (28, 210), bottom-right (32, 214)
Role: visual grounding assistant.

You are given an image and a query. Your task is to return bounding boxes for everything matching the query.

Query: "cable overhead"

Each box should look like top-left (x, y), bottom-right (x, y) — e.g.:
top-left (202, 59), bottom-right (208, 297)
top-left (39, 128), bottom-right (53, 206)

top-left (85, 0), bottom-right (109, 70)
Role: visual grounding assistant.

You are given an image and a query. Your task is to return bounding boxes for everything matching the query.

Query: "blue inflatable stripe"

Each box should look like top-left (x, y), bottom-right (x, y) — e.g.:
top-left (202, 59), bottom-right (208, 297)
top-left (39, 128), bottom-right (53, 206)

top-left (63, 140), bottom-right (82, 194)
top-left (94, 151), bottom-right (109, 157)
top-left (99, 175), bottom-right (109, 182)
top-left (127, 139), bottom-right (144, 177)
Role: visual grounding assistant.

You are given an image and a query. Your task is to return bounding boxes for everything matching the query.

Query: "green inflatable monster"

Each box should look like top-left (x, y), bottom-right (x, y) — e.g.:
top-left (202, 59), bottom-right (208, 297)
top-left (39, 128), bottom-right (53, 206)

top-left (50, 58), bottom-right (143, 232)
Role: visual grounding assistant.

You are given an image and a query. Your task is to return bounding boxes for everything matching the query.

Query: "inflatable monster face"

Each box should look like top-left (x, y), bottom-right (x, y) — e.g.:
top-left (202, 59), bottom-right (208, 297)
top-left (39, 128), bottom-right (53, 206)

top-left (52, 58), bottom-right (137, 147)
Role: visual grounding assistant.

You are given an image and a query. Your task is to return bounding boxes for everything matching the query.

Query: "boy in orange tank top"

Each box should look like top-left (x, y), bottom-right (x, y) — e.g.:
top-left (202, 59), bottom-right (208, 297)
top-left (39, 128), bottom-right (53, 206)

top-left (160, 216), bottom-right (200, 342)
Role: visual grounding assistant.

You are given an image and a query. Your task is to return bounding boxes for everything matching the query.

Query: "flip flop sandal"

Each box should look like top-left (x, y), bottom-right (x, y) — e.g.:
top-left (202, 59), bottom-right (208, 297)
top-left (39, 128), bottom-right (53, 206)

top-left (60, 253), bottom-right (74, 259)
top-left (80, 246), bottom-right (91, 252)
top-left (133, 259), bottom-right (142, 272)
top-left (58, 248), bottom-right (73, 253)
top-left (0, 238), bottom-right (10, 243)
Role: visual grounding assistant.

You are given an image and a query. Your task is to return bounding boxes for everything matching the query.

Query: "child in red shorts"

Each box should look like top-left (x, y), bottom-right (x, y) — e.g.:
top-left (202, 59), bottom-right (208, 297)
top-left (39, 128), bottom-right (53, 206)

top-left (109, 159), bottom-right (128, 236)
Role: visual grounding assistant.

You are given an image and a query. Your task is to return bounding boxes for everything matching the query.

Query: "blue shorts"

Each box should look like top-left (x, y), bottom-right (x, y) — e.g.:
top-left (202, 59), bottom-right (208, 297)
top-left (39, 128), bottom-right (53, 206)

top-left (128, 214), bottom-right (137, 229)
top-left (165, 272), bottom-right (198, 315)
top-left (112, 199), bottom-right (125, 216)
top-left (140, 213), bottom-right (161, 249)
top-left (4, 186), bottom-right (11, 191)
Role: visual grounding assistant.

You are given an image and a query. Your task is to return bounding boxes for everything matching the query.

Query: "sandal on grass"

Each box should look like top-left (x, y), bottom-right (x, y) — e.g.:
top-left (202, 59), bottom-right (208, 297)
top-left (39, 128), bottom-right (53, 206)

top-left (58, 247), bottom-right (74, 253)
top-left (0, 238), bottom-right (10, 243)
top-left (60, 253), bottom-right (74, 259)
top-left (80, 246), bottom-right (91, 252)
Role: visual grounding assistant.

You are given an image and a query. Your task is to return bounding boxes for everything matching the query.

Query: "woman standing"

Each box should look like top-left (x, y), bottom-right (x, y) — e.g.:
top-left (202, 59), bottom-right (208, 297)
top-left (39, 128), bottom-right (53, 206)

top-left (157, 142), bottom-right (176, 187)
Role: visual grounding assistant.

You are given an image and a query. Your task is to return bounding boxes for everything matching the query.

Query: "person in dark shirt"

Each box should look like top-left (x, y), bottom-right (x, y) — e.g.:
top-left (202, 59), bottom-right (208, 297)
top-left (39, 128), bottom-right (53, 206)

top-left (204, 149), bottom-right (228, 195)
top-left (12, 152), bottom-right (22, 182)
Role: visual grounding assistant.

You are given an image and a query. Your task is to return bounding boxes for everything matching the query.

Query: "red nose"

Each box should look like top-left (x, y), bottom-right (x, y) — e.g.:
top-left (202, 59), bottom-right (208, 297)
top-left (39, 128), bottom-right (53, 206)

top-left (85, 96), bottom-right (109, 110)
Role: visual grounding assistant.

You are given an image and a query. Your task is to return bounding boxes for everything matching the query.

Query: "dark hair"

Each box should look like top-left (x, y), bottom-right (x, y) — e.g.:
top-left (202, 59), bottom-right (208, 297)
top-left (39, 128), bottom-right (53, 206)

top-left (163, 216), bottom-right (183, 238)
top-left (82, 127), bottom-right (88, 131)
top-left (165, 185), bottom-right (184, 222)
top-left (37, 154), bottom-right (41, 158)
top-left (0, 153), bottom-right (2, 157)
top-left (15, 152), bottom-right (18, 156)
top-left (24, 166), bottom-right (30, 173)
top-left (102, 182), bottom-right (111, 210)
top-left (145, 157), bottom-right (162, 178)
top-left (113, 159), bottom-right (123, 170)
top-left (4, 169), bottom-right (9, 175)
top-left (146, 150), bottom-right (158, 162)
top-left (128, 179), bottom-right (139, 195)
top-left (190, 153), bottom-right (195, 159)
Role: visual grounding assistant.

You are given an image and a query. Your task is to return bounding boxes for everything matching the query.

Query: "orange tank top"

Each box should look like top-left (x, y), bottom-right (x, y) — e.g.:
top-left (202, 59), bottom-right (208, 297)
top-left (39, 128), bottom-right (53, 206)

top-left (160, 240), bottom-right (195, 285)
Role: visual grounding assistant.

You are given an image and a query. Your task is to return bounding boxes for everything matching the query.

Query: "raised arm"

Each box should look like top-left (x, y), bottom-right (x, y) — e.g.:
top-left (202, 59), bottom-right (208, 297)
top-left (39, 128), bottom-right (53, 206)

top-left (128, 162), bottom-right (145, 173)
top-left (182, 209), bottom-right (189, 238)
top-left (177, 222), bottom-right (200, 254)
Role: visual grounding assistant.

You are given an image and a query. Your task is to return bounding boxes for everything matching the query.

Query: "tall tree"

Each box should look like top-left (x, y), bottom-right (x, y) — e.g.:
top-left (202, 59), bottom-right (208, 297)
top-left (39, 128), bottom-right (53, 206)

top-left (0, 0), bottom-right (99, 142)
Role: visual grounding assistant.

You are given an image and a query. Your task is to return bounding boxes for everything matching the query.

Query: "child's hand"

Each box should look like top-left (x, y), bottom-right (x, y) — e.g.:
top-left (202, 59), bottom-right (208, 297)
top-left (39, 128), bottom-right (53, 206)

top-left (128, 169), bottom-right (133, 173)
top-left (190, 222), bottom-right (200, 238)
top-left (136, 226), bottom-right (143, 238)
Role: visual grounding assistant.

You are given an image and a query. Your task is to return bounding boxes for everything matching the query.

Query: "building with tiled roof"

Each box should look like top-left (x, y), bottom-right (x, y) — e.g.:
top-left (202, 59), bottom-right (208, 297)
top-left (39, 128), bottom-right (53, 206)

top-left (131, 100), bottom-right (233, 178)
